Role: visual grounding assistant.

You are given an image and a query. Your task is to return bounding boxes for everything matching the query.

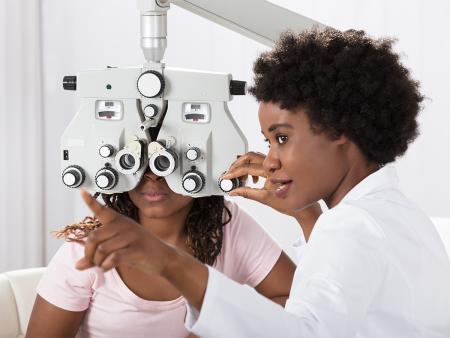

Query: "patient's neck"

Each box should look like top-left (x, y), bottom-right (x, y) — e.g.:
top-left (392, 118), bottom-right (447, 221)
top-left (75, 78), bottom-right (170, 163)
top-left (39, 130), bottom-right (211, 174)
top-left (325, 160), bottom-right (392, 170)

top-left (137, 204), bottom-right (192, 248)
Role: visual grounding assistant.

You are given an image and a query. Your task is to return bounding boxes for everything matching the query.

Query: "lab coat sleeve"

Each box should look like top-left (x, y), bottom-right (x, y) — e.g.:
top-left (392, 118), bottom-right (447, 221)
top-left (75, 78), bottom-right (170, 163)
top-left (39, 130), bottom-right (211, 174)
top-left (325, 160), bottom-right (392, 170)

top-left (185, 205), bottom-right (387, 338)
top-left (185, 266), bottom-right (311, 338)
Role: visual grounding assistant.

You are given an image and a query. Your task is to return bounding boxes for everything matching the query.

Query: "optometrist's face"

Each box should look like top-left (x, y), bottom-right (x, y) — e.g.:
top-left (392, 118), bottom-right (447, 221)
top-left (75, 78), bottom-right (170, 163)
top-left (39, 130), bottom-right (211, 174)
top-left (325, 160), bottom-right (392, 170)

top-left (259, 101), bottom-right (348, 211)
top-left (128, 170), bottom-right (194, 219)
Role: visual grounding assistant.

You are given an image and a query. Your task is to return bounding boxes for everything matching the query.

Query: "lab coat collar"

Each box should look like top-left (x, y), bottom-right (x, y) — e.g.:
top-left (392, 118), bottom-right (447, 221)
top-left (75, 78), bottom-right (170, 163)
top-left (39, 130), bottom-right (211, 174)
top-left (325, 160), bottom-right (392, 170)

top-left (292, 240), bottom-right (308, 262)
top-left (293, 165), bottom-right (398, 258)
top-left (339, 164), bottom-right (399, 204)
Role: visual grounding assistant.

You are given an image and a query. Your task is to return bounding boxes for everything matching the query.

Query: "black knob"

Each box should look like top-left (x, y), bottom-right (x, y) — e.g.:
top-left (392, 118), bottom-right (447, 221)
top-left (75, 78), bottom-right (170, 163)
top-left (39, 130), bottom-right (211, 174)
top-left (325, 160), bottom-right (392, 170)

top-left (230, 80), bottom-right (247, 95)
top-left (63, 76), bottom-right (77, 91)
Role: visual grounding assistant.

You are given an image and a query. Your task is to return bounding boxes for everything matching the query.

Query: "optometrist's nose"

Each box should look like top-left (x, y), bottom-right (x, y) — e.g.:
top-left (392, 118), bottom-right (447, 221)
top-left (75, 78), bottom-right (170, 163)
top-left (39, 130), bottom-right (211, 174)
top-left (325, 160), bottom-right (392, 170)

top-left (262, 149), bottom-right (281, 173)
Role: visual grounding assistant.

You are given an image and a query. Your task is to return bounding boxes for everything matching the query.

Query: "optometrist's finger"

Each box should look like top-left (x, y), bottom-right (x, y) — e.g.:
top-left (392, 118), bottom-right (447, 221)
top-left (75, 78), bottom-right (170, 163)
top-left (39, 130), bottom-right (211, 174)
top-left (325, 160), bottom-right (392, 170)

top-left (228, 151), bottom-right (265, 171)
top-left (236, 173), bottom-right (259, 185)
top-left (228, 186), bottom-right (271, 204)
top-left (222, 163), bottom-right (267, 181)
top-left (100, 247), bottom-right (134, 272)
top-left (75, 229), bottom-right (122, 270)
top-left (225, 155), bottom-right (264, 184)
top-left (80, 189), bottom-right (119, 225)
top-left (75, 256), bottom-right (94, 270)
top-left (82, 227), bottom-right (119, 268)
top-left (92, 234), bottom-right (132, 268)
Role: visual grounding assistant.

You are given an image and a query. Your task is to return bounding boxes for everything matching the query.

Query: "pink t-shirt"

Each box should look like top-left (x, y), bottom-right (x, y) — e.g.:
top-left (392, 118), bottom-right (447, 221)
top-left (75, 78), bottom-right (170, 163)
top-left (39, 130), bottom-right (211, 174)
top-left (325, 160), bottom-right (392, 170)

top-left (37, 201), bottom-right (282, 338)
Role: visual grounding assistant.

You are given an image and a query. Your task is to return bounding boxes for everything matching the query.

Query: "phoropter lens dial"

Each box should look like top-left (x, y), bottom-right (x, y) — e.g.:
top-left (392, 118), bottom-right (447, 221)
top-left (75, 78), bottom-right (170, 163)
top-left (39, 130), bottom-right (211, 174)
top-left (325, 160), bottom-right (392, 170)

top-left (115, 143), bottom-right (144, 175)
top-left (149, 147), bottom-right (177, 177)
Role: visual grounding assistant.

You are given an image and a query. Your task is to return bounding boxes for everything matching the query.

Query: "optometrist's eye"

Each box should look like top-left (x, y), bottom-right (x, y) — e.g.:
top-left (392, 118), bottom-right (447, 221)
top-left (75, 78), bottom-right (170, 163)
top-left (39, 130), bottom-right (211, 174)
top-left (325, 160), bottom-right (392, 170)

top-left (263, 138), bottom-right (271, 148)
top-left (276, 134), bottom-right (288, 144)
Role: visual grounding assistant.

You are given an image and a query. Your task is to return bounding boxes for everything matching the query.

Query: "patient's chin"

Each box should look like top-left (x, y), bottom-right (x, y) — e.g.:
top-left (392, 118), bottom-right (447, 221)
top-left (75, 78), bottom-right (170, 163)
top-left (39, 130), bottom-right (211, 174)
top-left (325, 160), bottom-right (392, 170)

top-left (139, 201), bottom-right (192, 220)
top-left (138, 205), bottom-right (173, 219)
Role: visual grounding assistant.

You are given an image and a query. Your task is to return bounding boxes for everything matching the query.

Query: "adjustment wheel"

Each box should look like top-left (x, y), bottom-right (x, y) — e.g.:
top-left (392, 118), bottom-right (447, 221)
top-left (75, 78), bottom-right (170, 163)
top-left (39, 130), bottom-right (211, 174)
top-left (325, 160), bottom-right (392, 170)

top-left (218, 176), bottom-right (240, 193)
top-left (95, 168), bottom-right (118, 190)
top-left (186, 147), bottom-right (200, 161)
top-left (144, 104), bottom-right (159, 118)
top-left (62, 165), bottom-right (85, 188)
top-left (182, 171), bottom-right (205, 194)
top-left (137, 71), bottom-right (165, 98)
top-left (99, 144), bottom-right (114, 158)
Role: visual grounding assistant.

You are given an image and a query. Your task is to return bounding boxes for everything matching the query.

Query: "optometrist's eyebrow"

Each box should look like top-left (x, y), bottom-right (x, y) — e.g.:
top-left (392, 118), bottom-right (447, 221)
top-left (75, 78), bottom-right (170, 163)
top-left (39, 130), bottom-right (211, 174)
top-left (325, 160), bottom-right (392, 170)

top-left (268, 123), bottom-right (293, 132)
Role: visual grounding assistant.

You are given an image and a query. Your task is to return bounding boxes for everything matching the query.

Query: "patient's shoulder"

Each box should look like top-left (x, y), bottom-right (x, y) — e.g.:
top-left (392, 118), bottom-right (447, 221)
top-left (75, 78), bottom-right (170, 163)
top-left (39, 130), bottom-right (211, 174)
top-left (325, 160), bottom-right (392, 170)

top-left (52, 239), bottom-right (86, 262)
top-left (215, 200), bottom-right (281, 285)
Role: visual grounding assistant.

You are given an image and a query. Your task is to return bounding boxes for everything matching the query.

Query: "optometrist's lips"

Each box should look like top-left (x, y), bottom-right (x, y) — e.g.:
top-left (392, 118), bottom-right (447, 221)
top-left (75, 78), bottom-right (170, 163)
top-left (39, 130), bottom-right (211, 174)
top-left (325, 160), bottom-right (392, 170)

top-left (270, 178), bottom-right (293, 199)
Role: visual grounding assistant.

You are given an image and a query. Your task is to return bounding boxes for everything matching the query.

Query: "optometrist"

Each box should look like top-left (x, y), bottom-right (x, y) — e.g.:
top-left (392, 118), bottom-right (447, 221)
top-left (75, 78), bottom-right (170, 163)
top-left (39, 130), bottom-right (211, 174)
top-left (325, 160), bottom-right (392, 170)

top-left (76, 28), bottom-right (450, 337)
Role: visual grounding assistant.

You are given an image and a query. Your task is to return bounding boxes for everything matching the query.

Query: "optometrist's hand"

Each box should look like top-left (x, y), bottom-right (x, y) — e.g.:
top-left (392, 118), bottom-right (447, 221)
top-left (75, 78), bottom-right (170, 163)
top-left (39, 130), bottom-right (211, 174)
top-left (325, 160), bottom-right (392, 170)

top-left (75, 190), bottom-right (172, 274)
top-left (222, 151), bottom-right (322, 225)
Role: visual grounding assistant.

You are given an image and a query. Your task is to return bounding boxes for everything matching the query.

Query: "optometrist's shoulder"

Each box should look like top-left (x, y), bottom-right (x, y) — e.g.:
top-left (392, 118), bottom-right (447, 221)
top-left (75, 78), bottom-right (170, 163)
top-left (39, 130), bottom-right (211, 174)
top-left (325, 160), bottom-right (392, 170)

top-left (26, 191), bottom-right (295, 338)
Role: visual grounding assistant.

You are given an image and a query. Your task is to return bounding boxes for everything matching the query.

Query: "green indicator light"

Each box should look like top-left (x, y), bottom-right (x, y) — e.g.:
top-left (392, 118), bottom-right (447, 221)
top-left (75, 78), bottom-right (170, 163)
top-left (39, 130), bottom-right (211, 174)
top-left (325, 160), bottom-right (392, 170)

top-left (106, 84), bottom-right (112, 90)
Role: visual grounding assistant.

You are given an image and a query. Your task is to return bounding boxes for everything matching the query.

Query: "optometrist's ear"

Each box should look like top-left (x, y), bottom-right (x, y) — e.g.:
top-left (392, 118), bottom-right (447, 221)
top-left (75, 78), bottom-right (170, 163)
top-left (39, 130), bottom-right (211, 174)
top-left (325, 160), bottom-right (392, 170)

top-left (334, 133), bottom-right (350, 146)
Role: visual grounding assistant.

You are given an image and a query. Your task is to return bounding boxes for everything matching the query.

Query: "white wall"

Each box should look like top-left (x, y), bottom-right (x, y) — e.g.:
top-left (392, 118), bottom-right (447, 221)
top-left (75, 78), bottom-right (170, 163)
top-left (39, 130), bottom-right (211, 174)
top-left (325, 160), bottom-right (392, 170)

top-left (41, 0), bottom-right (450, 261)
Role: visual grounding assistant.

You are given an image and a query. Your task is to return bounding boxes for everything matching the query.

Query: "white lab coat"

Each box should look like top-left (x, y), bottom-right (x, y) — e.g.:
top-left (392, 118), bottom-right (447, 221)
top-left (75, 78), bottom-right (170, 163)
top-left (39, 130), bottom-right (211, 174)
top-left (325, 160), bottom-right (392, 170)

top-left (186, 166), bottom-right (450, 337)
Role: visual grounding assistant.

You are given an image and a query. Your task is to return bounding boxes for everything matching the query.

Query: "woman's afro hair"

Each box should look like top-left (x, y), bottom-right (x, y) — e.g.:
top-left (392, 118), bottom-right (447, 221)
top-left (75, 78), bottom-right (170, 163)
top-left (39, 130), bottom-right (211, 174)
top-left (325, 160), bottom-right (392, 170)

top-left (249, 28), bottom-right (424, 164)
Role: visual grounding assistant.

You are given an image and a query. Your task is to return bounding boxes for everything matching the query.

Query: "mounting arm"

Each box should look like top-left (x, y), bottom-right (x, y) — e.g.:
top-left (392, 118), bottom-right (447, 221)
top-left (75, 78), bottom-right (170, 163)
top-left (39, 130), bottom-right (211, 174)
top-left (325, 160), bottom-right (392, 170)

top-left (137, 0), bottom-right (326, 63)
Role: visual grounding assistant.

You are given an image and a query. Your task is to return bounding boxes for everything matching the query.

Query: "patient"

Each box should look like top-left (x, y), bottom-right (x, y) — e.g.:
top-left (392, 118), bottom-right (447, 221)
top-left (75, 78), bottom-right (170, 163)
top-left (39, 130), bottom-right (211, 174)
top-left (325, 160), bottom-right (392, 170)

top-left (26, 169), bottom-right (295, 338)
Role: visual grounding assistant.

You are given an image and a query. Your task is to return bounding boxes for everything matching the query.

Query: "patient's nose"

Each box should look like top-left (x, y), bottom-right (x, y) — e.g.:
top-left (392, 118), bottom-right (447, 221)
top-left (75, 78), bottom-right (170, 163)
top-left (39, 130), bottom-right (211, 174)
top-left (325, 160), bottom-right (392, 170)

top-left (144, 170), bottom-right (165, 182)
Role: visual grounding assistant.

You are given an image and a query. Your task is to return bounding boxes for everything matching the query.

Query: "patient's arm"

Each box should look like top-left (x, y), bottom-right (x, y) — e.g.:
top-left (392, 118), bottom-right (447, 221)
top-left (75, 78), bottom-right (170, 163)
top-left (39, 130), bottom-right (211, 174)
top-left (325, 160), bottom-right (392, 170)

top-left (26, 295), bottom-right (85, 338)
top-left (255, 251), bottom-right (296, 307)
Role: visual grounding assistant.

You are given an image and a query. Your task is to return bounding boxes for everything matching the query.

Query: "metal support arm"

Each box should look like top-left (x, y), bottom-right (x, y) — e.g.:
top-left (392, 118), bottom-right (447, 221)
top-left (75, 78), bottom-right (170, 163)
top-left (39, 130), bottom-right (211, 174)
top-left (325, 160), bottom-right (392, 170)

top-left (137, 0), bottom-right (326, 62)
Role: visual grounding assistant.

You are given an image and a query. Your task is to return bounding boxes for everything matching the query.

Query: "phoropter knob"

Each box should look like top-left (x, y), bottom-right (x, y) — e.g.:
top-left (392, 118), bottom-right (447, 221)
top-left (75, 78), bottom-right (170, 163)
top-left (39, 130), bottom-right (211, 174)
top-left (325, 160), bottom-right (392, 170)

top-left (99, 144), bottom-right (114, 158)
top-left (185, 147), bottom-right (200, 161)
top-left (63, 76), bottom-right (77, 91)
top-left (144, 104), bottom-right (159, 118)
top-left (218, 176), bottom-right (240, 193)
top-left (230, 80), bottom-right (247, 95)
top-left (62, 165), bottom-right (85, 188)
top-left (137, 70), bottom-right (165, 98)
top-left (182, 171), bottom-right (205, 194)
top-left (95, 168), bottom-right (118, 190)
